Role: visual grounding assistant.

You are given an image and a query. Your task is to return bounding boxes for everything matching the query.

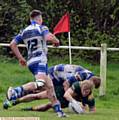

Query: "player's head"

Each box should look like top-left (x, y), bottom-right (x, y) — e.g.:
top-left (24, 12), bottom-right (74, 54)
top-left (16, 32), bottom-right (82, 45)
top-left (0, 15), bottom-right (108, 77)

top-left (89, 76), bottom-right (101, 89)
top-left (30, 9), bottom-right (43, 24)
top-left (80, 80), bottom-right (94, 97)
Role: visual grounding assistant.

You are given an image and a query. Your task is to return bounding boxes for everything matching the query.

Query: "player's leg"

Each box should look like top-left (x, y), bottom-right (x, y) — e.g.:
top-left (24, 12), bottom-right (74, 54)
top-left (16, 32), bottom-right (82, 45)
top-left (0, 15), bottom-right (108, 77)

top-left (23, 102), bottom-right (52, 111)
top-left (54, 85), bottom-right (69, 108)
top-left (3, 86), bottom-right (47, 109)
top-left (45, 75), bottom-right (67, 117)
top-left (23, 85), bottom-right (69, 112)
top-left (3, 82), bottom-right (36, 109)
top-left (34, 73), bottom-right (66, 117)
top-left (29, 62), bottom-right (66, 117)
top-left (6, 82), bottom-right (37, 101)
top-left (6, 62), bottom-right (48, 102)
top-left (16, 91), bottom-right (47, 103)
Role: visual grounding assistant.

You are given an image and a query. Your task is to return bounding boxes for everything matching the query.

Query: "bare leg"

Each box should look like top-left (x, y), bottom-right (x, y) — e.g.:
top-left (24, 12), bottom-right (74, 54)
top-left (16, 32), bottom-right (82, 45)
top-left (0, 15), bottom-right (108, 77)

top-left (45, 75), bottom-right (58, 105)
top-left (32, 102), bottom-right (52, 111)
top-left (35, 74), bottom-right (57, 106)
top-left (35, 74), bottom-right (66, 117)
top-left (22, 82), bottom-right (37, 92)
top-left (18, 91), bottom-right (47, 103)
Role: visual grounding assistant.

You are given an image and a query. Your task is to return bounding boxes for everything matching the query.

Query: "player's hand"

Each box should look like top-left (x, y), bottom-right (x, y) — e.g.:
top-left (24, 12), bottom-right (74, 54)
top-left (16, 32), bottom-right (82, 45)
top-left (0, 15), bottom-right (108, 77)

top-left (52, 40), bottom-right (60, 47)
top-left (19, 57), bottom-right (26, 67)
top-left (52, 43), bottom-right (59, 47)
top-left (89, 107), bottom-right (96, 113)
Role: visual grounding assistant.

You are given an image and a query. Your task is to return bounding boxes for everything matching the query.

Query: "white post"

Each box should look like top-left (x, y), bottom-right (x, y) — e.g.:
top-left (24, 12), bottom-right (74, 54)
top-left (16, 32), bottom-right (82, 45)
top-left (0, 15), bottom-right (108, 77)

top-left (99, 43), bottom-right (107, 96)
top-left (68, 32), bottom-right (72, 64)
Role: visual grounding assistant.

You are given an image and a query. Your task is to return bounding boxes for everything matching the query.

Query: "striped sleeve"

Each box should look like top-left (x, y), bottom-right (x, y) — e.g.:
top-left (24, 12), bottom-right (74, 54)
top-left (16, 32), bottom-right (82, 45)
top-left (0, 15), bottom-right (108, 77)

top-left (40, 25), bottom-right (49, 36)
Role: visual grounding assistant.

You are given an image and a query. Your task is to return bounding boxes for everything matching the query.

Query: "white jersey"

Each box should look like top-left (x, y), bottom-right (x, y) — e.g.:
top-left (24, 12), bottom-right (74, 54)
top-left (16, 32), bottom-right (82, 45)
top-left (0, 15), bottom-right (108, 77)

top-left (14, 22), bottom-right (49, 65)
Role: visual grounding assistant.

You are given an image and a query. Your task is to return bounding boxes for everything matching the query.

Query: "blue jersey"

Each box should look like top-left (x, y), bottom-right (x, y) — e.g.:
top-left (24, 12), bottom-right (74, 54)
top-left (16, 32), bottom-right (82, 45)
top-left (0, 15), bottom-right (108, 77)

top-left (67, 66), bottom-right (94, 86)
top-left (48, 64), bottom-right (76, 86)
top-left (48, 64), bottom-right (94, 86)
top-left (13, 21), bottom-right (49, 66)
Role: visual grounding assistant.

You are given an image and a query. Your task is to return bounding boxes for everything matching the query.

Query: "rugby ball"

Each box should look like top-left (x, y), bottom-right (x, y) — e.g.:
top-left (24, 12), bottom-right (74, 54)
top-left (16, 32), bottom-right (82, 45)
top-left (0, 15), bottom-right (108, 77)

top-left (68, 100), bottom-right (84, 114)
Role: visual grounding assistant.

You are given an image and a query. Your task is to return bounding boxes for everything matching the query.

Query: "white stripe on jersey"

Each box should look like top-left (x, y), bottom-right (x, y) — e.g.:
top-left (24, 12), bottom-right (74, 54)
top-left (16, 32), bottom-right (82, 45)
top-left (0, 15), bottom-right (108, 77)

top-left (64, 64), bottom-right (79, 73)
top-left (27, 52), bottom-right (47, 66)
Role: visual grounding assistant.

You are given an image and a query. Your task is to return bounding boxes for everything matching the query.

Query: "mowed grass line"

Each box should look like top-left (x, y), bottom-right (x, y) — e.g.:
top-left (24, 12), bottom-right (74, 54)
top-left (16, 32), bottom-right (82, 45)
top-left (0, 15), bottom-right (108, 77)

top-left (0, 58), bottom-right (119, 120)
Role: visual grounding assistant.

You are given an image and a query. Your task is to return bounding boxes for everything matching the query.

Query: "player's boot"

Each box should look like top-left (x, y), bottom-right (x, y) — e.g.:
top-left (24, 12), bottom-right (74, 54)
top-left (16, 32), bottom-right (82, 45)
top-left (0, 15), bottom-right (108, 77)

top-left (3, 99), bottom-right (12, 109)
top-left (3, 99), bottom-right (18, 109)
top-left (53, 103), bottom-right (67, 117)
top-left (57, 111), bottom-right (67, 117)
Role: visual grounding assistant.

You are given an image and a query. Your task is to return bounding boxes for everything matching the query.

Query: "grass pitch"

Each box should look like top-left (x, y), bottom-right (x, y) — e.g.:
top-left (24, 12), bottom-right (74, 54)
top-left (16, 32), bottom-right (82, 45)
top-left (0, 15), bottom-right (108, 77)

top-left (0, 57), bottom-right (119, 120)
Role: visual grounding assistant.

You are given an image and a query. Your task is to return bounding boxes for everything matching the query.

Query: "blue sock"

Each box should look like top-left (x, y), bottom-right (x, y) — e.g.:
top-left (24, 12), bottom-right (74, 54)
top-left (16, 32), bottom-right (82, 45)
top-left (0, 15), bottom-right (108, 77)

top-left (53, 103), bottom-right (63, 113)
top-left (11, 86), bottom-right (24, 100)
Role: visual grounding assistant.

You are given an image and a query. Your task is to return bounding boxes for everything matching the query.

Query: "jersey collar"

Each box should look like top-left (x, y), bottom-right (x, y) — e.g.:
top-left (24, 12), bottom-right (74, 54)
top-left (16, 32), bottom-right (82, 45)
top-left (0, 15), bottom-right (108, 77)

top-left (31, 20), bottom-right (37, 25)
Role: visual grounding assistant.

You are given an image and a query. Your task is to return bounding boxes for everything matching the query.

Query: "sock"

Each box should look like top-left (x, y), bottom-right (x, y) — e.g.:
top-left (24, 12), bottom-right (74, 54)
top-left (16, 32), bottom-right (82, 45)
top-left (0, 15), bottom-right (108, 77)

top-left (53, 103), bottom-right (63, 113)
top-left (11, 86), bottom-right (24, 101)
top-left (14, 86), bottom-right (24, 98)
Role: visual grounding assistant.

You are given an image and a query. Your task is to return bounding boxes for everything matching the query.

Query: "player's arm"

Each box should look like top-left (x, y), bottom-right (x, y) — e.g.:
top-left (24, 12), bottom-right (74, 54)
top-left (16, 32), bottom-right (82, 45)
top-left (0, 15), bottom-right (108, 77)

top-left (63, 75), bottom-right (77, 92)
top-left (88, 94), bottom-right (96, 113)
top-left (64, 88), bottom-right (74, 102)
top-left (89, 106), bottom-right (96, 113)
top-left (63, 81), bottom-right (70, 91)
top-left (45, 33), bottom-right (59, 47)
top-left (82, 93), bottom-right (96, 113)
top-left (10, 39), bottom-right (26, 66)
top-left (23, 102), bottom-right (52, 111)
top-left (42, 26), bottom-right (59, 47)
top-left (64, 87), bottom-right (83, 112)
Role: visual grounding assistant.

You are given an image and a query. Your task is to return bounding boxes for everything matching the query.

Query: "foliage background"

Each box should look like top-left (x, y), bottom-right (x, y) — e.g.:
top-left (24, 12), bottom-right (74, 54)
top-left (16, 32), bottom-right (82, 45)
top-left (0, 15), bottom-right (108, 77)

top-left (0, 0), bottom-right (119, 62)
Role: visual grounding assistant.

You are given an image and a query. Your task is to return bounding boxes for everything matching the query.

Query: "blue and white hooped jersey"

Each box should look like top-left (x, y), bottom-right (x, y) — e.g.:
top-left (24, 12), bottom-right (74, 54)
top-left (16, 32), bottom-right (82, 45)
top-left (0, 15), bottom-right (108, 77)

top-left (53, 64), bottom-right (94, 81)
top-left (48, 64), bottom-right (94, 86)
top-left (67, 66), bottom-right (94, 86)
top-left (14, 22), bottom-right (49, 66)
top-left (75, 66), bottom-right (94, 80)
top-left (48, 64), bottom-right (80, 85)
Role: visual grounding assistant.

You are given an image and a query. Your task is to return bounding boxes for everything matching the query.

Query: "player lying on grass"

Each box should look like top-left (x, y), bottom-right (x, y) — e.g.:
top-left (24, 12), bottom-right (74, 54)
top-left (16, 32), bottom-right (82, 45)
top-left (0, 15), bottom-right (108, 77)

top-left (23, 80), bottom-right (96, 113)
top-left (3, 64), bottom-right (100, 110)
top-left (5, 80), bottom-right (96, 113)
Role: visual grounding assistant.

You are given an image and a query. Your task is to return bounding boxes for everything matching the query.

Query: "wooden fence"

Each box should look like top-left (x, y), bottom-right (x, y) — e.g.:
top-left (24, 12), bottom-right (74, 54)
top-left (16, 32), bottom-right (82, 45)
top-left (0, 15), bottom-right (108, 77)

top-left (0, 43), bottom-right (119, 96)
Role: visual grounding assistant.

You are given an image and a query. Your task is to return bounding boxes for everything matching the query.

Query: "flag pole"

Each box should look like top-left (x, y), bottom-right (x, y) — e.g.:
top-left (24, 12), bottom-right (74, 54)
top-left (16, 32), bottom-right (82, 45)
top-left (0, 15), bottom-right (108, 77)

top-left (68, 32), bottom-right (72, 64)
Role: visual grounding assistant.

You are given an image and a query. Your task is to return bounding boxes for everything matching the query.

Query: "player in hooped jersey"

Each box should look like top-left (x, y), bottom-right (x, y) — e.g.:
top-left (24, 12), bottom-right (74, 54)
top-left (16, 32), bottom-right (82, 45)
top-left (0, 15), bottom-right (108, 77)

top-left (8, 10), bottom-right (66, 117)
top-left (48, 64), bottom-right (100, 90)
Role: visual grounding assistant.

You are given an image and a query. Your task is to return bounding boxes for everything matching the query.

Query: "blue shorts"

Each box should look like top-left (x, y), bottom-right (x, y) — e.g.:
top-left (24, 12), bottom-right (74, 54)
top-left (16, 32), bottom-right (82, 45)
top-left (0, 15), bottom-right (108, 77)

top-left (28, 62), bottom-right (48, 75)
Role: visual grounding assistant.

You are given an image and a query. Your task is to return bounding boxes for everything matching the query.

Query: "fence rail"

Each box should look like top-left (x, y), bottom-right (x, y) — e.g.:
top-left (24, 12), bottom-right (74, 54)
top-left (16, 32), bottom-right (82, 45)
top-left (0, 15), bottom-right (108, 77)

top-left (1, 43), bottom-right (119, 50)
top-left (0, 43), bottom-right (119, 96)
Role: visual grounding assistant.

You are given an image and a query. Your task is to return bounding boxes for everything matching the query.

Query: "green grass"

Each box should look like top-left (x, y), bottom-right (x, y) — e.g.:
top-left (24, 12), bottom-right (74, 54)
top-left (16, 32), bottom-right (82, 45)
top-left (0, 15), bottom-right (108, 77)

top-left (0, 57), bottom-right (119, 120)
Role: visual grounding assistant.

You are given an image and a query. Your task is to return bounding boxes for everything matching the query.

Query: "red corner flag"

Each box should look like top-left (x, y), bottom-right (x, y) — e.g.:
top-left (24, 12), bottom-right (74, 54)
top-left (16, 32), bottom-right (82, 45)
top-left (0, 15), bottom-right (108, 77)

top-left (53, 12), bottom-right (70, 35)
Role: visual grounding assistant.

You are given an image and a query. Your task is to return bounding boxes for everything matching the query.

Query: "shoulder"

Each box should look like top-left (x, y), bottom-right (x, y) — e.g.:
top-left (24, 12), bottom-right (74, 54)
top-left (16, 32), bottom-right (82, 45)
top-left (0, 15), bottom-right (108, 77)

top-left (72, 81), bottom-right (80, 91)
top-left (67, 76), bottom-right (77, 86)
top-left (54, 64), bottom-right (65, 71)
top-left (23, 25), bottom-right (32, 31)
top-left (71, 81), bottom-right (82, 95)
top-left (40, 25), bottom-right (49, 31)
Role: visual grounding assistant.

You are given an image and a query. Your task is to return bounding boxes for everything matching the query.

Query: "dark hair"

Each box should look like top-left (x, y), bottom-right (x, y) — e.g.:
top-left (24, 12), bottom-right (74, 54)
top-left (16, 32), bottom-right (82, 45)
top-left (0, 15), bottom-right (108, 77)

top-left (30, 10), bottom-right (42, 19)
